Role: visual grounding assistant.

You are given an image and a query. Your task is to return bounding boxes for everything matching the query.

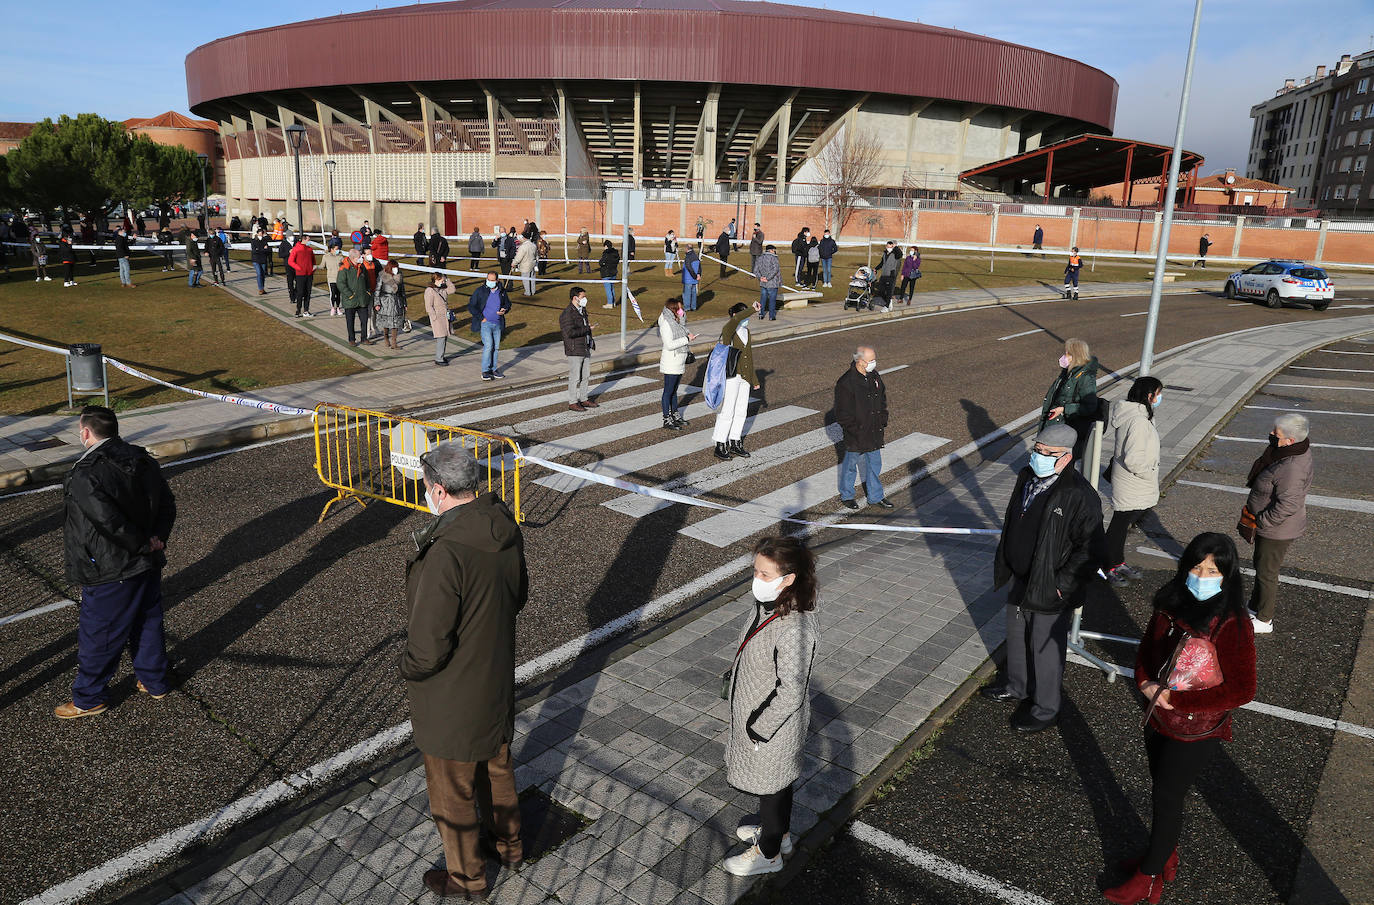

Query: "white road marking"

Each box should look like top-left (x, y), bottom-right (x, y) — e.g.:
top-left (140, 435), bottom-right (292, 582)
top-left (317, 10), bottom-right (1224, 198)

top-left (0, 599), bottom-right (76, 627)
top-left (1245, 405), bottom-right (1374, 417)
top-left (514, 383), bottom-right (699, 433)
top-left (1291, 365), bottom-right (1374, 373)
top-left (1213, 435), bottom-right (1374, 452)
top-left (1134, 545), bottom-right (1371, 598)
top-left (997, 328), bottom-right (1045, 341)
top-left (1120, 311), bottom-right (1149, 318)
top-left (1321, 350), bottom-right (1374, 356)
top-left (849, 821), bottom-right (1055, 905)
top-left (435, 374), bottom-right (655, 428)
top-left (520, 392), bottom-right (722, 462)
top-left (1174, 479), bottom-right (1374, 514)
top-left (1268, 382), bottom-right (1374, 392)
top-left (1227, 302), bottom-right (1251, 306)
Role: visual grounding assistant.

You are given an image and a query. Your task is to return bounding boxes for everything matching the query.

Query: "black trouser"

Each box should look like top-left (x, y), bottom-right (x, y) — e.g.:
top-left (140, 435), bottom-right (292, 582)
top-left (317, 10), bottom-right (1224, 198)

top-left (1002, 600), bottom-right (1072, 722)
top-left (295, 273), bottom-right (313, 313)
top-left (719, 256), bottom-right (729, 279)
top-left (345, 306), bottom-right (370, 343)
top-left (470, 257), bottom-right (480, 271)
top-left (899, 275), bottom-right (918, 299)
top-left (757, 783), bottom-right (794, 859)
top-left (285, 270), bottom-right (297, 302)
top-left (806, 261), bottom-right (819, 286)
top-left (64, 262), bottom-right (75, 283)
top-left (876, 274), bottom-right (895, 302)
top-left (1104, 508), bottom-right (1149, 568)
top-left (1142, 731), bottom-right (1219, 874)
top-left (499, 256), bottom-right (511, 275)
top-left (330, 282), bottom-right (340, 308)
top-left (162, 250), bottom-right (174, 269)
top-left (538, 260), bottom-right (547, 276)
top-left (209, 255), bottom-right (225, 284)
top-left (794, 256), bottom-right (805, 283)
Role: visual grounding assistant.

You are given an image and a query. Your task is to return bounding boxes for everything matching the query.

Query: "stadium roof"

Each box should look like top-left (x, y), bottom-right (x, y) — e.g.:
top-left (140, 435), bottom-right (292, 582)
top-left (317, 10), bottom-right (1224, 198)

top-left (125, 112), bottom-right (218, 131)
top-left (959, 134), bottom-right (1204, 195)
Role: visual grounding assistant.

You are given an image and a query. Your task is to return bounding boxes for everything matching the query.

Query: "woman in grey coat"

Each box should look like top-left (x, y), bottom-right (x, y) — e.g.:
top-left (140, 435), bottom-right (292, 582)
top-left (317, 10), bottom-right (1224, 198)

top-left (722, 536), bottom-right (820, 877)
top-left (1102, 376), bottom-right (1162, 587)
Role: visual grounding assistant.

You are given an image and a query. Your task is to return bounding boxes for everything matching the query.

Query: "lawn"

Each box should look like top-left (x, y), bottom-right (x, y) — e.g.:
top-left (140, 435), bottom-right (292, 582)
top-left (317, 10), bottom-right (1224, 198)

top-left (0, 253), bottom-right (362, 416)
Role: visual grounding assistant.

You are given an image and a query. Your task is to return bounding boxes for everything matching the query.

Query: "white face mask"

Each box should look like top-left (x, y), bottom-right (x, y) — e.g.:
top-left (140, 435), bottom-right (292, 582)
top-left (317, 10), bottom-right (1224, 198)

top-left (865, 359), bottom-right (878, 373)
top-left (752, 574), bottom-right (787, 603)
top-left (424, 486), bottom-right (441, 515)
top-left (485, 279), bottom-right (497, 289)
top-left (576, 297), bottom-right (587, 308)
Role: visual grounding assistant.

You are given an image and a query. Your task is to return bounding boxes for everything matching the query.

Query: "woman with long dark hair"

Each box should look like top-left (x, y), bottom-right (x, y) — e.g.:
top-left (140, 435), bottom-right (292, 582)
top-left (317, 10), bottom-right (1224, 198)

top-left (1102, 376), bottom-right (1163, 586)
top-left (721, 535), bottom-right (819, 878)
top-left (1104, 532), bottom-right (1256, 904)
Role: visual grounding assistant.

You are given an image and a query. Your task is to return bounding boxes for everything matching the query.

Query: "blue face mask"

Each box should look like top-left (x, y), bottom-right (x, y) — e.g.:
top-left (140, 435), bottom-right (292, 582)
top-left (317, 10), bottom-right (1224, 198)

top-left (1185, 573), bottom-right (1223, 601)
top-left (485, 279), bottom-right (497, 289)
top-left (1029, 451), bottom-right (1060, 477)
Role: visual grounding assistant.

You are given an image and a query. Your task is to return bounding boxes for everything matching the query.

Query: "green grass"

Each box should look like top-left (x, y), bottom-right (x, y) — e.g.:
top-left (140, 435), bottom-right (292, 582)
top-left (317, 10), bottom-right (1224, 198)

top-left (0, 255), bottom-right (363, 415)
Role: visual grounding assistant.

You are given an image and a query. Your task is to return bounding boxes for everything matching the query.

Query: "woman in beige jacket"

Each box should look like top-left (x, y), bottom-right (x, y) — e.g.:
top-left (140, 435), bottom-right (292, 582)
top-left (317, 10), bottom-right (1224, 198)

top-left (1102, 376), bottom-right (1162, 587)
top-left (424, 272), bottom-right (452, 366)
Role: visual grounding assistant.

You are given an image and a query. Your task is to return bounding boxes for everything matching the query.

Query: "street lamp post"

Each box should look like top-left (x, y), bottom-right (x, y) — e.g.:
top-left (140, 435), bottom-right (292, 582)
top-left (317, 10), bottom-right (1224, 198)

top-left (195, 153), bottom-right (209, 232)
top-left (325, 160), bottom-right (337, 233)
top-left (734, 158), bottom-right (744, 248)
top-left (285, 124), bottom-right (306, 236)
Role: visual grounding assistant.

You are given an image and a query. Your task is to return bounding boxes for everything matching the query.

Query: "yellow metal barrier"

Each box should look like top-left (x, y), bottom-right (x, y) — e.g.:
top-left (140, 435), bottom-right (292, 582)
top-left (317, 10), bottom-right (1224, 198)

top-left (313, 403), bottom-right (522, 524)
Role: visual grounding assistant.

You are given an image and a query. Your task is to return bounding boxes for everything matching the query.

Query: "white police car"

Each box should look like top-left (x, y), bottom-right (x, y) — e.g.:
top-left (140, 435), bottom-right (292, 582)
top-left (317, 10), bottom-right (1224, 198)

top-left (1222, 260), bottom-right (1333, 311)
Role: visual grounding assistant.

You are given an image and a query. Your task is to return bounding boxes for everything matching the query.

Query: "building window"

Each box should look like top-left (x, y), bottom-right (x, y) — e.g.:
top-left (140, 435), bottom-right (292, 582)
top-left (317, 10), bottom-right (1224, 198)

top-left (1363, 129), bottom-right (1374, 146)
top-left (1351, 131), bottom-right (1361, 147)
top-left (1351, 185), bottom-right (1362, 201)
top-left (1334, 185), bottom-right (1346, 199)
top-left (1355, 106), bottom-right (1365, 121)
top-left (1340, 156), bottom-right (1353, 171)
top-left (1360, 77), bottom-right (1371, 93)
top-left (1356, 157), bottom-right (1367, 172)
top-left (1323, 186), bottom-right (1332, 200)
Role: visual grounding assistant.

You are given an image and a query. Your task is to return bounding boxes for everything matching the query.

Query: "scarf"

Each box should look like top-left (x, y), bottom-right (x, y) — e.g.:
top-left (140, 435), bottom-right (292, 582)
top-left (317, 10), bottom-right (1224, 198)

top-left (1245, 437), bottom-right (1309, 488)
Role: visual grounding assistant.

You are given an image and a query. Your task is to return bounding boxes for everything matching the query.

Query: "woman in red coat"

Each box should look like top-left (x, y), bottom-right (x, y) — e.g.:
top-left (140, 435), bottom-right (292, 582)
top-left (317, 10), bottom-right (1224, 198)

top-left (1104, 532), bottom-right (1256, 904)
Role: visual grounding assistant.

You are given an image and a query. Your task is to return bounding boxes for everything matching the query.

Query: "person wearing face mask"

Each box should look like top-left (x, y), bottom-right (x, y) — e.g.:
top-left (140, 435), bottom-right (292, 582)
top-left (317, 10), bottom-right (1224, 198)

top-left (658, 298), bottom-right (698, 429)
top-left (1241, 413), bottom-right (1313, 634)
top-left (1104, 532), bottom-right (1256, 905)
top-left (249, 228), bottom-right (270, 294)
top-left (834, 345), bottom-right (894, 510)
top-left (755, 244), bottom-right (782, 320)
top-left (713, 301), bottom-right (762, 460)
top-left (721, 535), bottom-right (819, 878)
top-left (749, 222), bottom-right (764, 272)
top-left (1039, 337), bottom-right (1100, 466)
top-left (597, 239), bottom-right (621, 308)
top-left (560, 286), bottom-right (597, 411)
top-left (1101, 377), bottom-right (1163, 587)
top-left (513, 235), bottom-right (538, 296)
top-left (468, 271), bottom-right (512, 380)
top-left (405, 442), bottom-right (528, 901)
top-left (818, 229), bottom-right (837, 288)
top-left (984, 423), bottom-right (1102, 733)
top-left (337, 249), bottom-right (372, 346)
top-left (663, 230), bottom-right (678, 276)
top-left (425, 272), bottom-right (453, 366)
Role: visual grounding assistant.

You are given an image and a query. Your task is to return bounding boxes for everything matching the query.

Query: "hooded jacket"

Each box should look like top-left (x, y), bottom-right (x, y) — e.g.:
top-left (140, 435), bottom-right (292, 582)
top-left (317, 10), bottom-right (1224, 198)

top-left (403, 493), bottom-right (528, 762)
top-left (1108, 400), bottom-right (1160, 511)
top-left (1040, 357), bottom-right (1100, 429)
top-left (63, 438), bottom-right (176, 586)
top-left (288, 242), bottom-right (316, 276)
top-left (467, 230), bottom-right (484, 256)
top-left (994, 466), bottom-right (1102, 613)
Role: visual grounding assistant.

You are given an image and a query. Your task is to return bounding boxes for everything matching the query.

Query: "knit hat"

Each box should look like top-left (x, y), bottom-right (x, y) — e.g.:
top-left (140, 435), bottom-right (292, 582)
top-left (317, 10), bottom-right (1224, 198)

top-left (1036, 423), bottom-right (1078, 450)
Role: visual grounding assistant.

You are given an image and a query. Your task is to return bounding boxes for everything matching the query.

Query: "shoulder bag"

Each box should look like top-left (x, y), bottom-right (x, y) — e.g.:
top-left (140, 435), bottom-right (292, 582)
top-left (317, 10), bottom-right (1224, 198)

top-left (1144, 621), bottom-right (1225, 739)
top-left (721, 611), bottom-right (780, 700)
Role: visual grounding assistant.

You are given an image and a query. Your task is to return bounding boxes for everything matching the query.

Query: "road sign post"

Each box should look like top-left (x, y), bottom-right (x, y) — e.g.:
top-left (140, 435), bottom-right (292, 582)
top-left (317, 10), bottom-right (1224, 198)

top-left (609, 189), bottom-right (646, 351)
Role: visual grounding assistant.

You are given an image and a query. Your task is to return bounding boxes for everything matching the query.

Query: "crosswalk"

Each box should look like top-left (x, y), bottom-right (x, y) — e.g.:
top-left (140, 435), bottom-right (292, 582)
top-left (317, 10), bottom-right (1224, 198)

top-left (462, 370), bottom-right (951, 548)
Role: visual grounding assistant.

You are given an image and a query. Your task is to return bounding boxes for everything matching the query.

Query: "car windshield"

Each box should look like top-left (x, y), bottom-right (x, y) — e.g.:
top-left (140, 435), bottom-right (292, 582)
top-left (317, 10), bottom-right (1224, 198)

top-left (1291, 267), bottom-right (1326, 280)
top-left (1245, 265), bottom-right (1266, 274)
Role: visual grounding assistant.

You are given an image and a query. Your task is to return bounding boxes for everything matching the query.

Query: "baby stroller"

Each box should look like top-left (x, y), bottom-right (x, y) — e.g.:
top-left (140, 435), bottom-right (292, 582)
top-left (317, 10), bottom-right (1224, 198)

top-left (844, 266), bottom-right (875, 310)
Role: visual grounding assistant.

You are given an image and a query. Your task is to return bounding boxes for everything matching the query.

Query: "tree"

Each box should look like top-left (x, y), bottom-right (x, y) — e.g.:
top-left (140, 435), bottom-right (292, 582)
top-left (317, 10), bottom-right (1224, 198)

top-left (814, 127), bottom-right (885, 236)
top-left (126, 136), bottom-right (200, 213)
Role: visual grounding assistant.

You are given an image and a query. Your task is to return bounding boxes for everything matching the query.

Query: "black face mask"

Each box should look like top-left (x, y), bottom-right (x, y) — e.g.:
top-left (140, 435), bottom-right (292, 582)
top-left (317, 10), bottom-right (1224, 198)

top-left (1268, 433), bottom-right (1280, 448)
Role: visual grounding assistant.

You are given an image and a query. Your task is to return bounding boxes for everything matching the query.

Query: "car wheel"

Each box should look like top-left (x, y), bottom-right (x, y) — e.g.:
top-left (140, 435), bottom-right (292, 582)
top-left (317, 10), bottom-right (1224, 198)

top-left (1223, 281), bottom-right (1236, 299)
top-left (1266, 289), bottom-right (1282, 309)
top-left (1313, 302), bottom-right (1329, 312)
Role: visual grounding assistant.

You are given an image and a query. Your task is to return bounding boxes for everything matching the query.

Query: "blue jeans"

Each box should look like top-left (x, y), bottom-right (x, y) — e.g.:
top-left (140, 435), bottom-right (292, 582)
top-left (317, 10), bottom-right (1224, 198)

top-left (821, 258), bottom-right (832, 284)
top-left (682, 282), bottom-right (698, 310)
top-left (839, 449), bottom-right (884, 503)
top-left (662, 373), bottom-right (682, 416)
top-left (118, 256), bottom-right (131, 285)
top-left (254, 261), bottom-right (267, 291)
top-left (73, 569), bottom-right (169, 708)
top-left (187, 267), bottom-right (202, 286)
top-left (760, 287), bottom-right (779, 319)
top-left (481, 320), bottom-right (501, 374)
top-left (602, 280), bottom-right (617, 307)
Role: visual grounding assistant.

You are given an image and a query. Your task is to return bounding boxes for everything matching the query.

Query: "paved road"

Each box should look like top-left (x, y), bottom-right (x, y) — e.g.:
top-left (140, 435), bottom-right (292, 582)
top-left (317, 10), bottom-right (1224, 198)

top-left (771, 338), bottom-right (1374, 905)
top-left (1, 290), bottom-right (1369, 904)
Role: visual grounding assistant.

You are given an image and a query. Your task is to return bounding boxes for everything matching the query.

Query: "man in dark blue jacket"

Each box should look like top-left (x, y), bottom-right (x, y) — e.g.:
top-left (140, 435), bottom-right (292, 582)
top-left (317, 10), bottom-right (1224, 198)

top-left (57, 406), bottom-right (177, 719)
top-left (468, 273), bottom-right (512, 380)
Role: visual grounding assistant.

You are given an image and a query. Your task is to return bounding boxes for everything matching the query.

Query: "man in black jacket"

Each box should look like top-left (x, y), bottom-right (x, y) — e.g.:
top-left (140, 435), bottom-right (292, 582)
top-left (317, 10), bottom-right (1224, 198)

top-left (714, 229), bottom-right (731, 279)
top-left (834, 346), bottom-right (894, 510)
top-left (559, 286), bottom-right (596, 412)
top-left (790, 228), bottom-right (810, 284)
top-left (429, 229), bottom-right (450, 268)
top-left (114, 226), bottom-right (135, 288)
top-left (413, 223), bottom-right (429, 263)
top-left (985, 423), bottom-right (1102, 733)
top-left (278, 234), bottom-right (297, 303)
top-left (250, 228), bottom-right (270, 294)
top-left (57, 406), bottom-right (177, 719)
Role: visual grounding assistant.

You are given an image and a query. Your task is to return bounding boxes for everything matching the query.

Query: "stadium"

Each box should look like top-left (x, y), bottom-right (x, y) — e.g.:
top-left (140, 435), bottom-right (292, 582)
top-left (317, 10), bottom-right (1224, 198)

top-left (185, 0), bottom-right (1118, 234)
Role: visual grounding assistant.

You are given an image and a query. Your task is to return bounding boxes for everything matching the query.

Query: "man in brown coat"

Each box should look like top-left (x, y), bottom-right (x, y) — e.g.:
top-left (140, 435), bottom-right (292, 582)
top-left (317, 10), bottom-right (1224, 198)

top-left (1243, 412), bottom-right (1313, 634)
top-left (404, 442), bottom-right (529, 900)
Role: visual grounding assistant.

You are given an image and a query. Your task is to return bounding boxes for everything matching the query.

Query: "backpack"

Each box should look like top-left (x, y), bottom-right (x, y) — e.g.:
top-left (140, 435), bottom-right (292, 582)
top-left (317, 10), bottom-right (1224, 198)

top-left (704, 343), bottom-right (731, 410)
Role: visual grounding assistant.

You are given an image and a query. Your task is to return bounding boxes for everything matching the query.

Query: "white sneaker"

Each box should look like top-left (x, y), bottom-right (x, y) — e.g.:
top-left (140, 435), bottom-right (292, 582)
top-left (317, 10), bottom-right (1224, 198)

top-left (34, 277), bottom-right (40, 282)
top-left (735, 825), bottom-right (794, 856)
top-left (602, 302), bottom-right (615, 308)
top-left (1250, 612), bottom-right (1273, 634)
top-left (721, 845), bottom-right (783, 877)
top-left (44, 276), bottom-right (52, 281)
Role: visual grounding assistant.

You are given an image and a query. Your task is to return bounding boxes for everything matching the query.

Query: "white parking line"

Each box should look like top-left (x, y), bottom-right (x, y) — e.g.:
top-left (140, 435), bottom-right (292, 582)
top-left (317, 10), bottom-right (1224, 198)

top-left (1245, 405), bottom-right (1374, 417)
top-left (0, 600), bottom-right (76, 628)
top-left (1120, 311), bottom-right (1149, 318)
top-left (849, 822), bottom-right (1054, 905)
top-left (1269, 383), bottom-right (1374, 392)
top-left (1291, 365), bottom-right (1374, 373)
top-left (1227, 302), bottom-right (1250, 306)
top-left (1174, 479), bottom-right (1374, 514)
top-left (997, 328), bottom-right (1045, 341)
top-left (1213, 435), bottom-right (1374, 452)
top-left (1323, 350), bottom-right (1374, 356)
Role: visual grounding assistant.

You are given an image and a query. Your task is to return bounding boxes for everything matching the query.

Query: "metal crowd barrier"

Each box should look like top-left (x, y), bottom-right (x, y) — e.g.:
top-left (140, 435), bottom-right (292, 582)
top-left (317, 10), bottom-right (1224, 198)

top-left (313, 403), bottom-right (522, 524)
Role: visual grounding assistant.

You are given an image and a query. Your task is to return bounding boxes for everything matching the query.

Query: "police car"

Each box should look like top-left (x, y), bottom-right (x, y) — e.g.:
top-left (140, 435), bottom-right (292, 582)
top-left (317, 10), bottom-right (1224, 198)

top-left (1222, 260), bottom-right (1333, 310)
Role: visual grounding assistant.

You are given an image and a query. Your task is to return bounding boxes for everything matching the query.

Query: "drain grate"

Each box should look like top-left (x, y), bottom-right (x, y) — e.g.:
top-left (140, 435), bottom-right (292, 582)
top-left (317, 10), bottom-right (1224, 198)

top-left (16, 436), bottom-right (67, 452)
top-left (515, 786), bottom-right (593, 864)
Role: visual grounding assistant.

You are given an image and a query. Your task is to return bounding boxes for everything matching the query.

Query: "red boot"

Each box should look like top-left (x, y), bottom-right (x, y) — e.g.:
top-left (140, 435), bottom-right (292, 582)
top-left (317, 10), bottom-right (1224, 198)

top-left (1103, 870), bottom-right (1163, 904)
top-left (1118, 849), bottom-right (1178, 883)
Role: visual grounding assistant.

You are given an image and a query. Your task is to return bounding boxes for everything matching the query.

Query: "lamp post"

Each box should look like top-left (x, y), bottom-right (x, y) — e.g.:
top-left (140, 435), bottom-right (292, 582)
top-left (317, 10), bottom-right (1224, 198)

top-left (195, 153), bottom-right (209, 232)
top-left (733, 158), bottom-right (744, 247)
top-left (325, 160), bottom-right (337, 233)
top-left (285, 124), bottom-right (306, 236)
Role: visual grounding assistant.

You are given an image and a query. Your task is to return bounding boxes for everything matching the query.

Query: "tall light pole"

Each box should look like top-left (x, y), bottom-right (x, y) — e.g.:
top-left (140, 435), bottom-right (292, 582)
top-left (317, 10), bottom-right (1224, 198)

top-left (195, 153), bottom-right (209, 232)
top-left (733, 158), bottom-right (744, 249)
top-left (285, 124), bottom-right (306, 236)
top-left (1139, 0), bottom-right (1204, 377)
top-left (325, 159), bottom-right (337, 233)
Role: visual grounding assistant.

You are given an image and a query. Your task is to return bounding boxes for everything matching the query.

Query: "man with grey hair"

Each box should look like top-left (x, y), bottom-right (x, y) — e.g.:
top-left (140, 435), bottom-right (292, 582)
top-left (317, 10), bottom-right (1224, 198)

top-left (834, 345), bottom-right (893, 510)
top-left (1241, 412), bottom-right (1313, 633)
top-left (985, 423), bottom-right (1102, 733)
top-left (403, 441), bottom-right (528, 900)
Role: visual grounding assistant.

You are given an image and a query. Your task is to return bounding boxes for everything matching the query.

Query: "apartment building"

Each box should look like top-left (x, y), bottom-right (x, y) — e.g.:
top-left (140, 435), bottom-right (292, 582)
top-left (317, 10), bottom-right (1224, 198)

top-left (1315, 51), bottom-right (1374, 213)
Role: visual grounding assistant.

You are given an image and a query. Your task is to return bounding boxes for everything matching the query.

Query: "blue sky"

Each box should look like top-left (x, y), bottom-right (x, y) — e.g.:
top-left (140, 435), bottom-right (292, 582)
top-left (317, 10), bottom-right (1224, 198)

top-left (6, 0), bottom-right (1372, 172)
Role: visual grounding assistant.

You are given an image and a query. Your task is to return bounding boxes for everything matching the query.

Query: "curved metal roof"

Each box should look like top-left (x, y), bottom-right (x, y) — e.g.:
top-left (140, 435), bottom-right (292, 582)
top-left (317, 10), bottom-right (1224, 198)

top-left (185, 0), bottom-right (1117, 131)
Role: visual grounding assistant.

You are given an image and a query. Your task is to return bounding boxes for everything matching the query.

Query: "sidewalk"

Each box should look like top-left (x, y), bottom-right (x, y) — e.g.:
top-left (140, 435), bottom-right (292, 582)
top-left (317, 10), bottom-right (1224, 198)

top-left (129, 313), bottom-right (1374, 905)
top-left (0, 273), bottom-right (1261, 490)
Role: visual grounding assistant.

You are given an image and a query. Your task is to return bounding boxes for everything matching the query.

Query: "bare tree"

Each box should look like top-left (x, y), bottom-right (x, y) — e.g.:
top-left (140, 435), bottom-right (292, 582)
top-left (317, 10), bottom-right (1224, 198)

top-left (815, 127), bottom-right (886, 235)
top-left (894, 170), bottom-right (921, 241)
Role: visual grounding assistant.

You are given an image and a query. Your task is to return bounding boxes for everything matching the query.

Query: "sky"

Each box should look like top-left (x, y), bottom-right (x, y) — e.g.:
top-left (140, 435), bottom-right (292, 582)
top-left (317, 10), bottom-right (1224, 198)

top-left (6, 0), bottom-right (1373, 174)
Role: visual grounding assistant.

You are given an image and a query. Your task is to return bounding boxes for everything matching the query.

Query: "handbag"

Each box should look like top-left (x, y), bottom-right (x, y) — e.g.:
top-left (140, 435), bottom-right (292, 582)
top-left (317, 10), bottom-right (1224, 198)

top-left (1144, 624), bottom-right (1225, 739)
top-left (684, 351), bottom-right (697, 365)
top-left (1237, 505), bottom-right (1257, 545)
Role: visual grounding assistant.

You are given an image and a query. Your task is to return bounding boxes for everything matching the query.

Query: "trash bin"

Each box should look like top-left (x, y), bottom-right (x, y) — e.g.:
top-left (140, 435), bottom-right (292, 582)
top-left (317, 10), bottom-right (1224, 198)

top-left (69, 343), bottom-right (104, 391)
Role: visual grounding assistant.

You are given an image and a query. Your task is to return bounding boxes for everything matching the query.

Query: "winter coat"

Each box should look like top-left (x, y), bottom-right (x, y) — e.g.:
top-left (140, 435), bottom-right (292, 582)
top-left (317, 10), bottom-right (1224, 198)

top-left (204, 233), bottom-right (224, 259)
top-left (715, 232), bottom-right (731, 259)
top-left (993, 466), bottom-right (1102, 613)
top-left (372, 234), bottom-right (390, 261)
top-left (1108, 400), bottom-right (1160, 511)
top-left (114, 234), bottom-right (131, 258)
top-left (664, 236), bottom-right (678, 257)
top-left (425, 281), bottom-right (452, 337)
top-left (720, 308), bottom-right (758, 386)
top-left (429, 234), bottom-right (450, 263)
top-left (1136, 605), bottom-right (1255, 743)
top-left (513, 240), bottom-right (537, 276)
top-left (1199, 236), bottom-right (1212, 255)
top-left (1245, 445), bottom-right (1313, 541)
top-left (726, 601), bottom-right (819, 795)
top-left (468, 231), bottom-right (484, 256)
top-left (626, 233), bottom-right (636, 260)
top-left (288, 242), bottom-right (316, 276)
top-left (337, 263), bottom-right (369, 309)
top-left (559, 303), bottom-right (594, 357)
top-left (59, 239), bottom-right (77, 264)
top-left (681, 251), bottom-right (700, 285)
top-left (901, 254), bottom-right (921, 279)
top-left (276, 238), bottom-right (293, 265)
top-left (413, 230), bottom-right (429, 256)
top-left (749, 229), bottom-right (764, 256)
top-left (1033, 227), bottom-right (1044, 245)
top-left (250, 236), bottom-right (270, 264)
top-left (499, 233), bottom-right (516, 262)
top-left (323, 249), bottom-right (344, 284)
top-left (1040, 357), bottom-right (1100, 431)
top-left (658, 309), bottom-right (691, 375)
top-left (818, 237), bottom-right (838, 259)
top-left (807, 240), bottom-right (820, 264)
top-left (598, 247), bottom-right (620, 280)
top-left (63, 438), bottom-right (176, 587)
top-left (834, 366), bottom-right (888, 454)
top-left (185, 238), bottom-right (202, 267)
top-left (790, 235), bottom-right (806, 257)
top-left (468, 284), bottom-right (511, 332)
top-left (755, 252), bottom-right (782, 289)
top-left (576, 232), bottom-right (592, 259)
top-left (402, 494), bottom-right (529, 762)
top-left (879, 249), bottom-right (901, 278)
top-left (374, 270), bottom-right (407, 329)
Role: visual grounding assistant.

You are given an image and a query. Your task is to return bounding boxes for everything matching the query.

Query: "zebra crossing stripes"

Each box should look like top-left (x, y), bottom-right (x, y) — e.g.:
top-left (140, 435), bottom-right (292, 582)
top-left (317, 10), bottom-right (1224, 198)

top-left (603, 422), bottom-right (844, 518)
top-left (522, 392), bottom-right (718, 463)
top-left (434, 374), bottom-right (654, 428)
top-left (515, 384), bottom-right (699, 434)
top-left (534, 405), bottom-right (819, 493)
top-left (677, 430), bottom-right (950, 548)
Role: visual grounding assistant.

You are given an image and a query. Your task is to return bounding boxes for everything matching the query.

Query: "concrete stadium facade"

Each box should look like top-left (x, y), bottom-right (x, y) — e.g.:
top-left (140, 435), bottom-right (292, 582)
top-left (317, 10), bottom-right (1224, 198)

top-left (186, 0), bottom-right (1117, 233)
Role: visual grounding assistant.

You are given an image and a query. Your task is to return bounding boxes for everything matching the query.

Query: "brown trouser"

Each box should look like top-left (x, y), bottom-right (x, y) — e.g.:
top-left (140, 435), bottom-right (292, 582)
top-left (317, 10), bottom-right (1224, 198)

top-left (1249, 535), bottom-right (1294, 623)
top-left (422, 743), bottom-right (522, 894)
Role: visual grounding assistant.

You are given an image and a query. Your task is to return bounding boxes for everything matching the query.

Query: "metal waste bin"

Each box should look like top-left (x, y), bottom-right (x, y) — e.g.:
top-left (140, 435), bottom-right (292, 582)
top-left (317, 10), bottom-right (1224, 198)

top-left (69, 343), bottom-right (104, 391)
